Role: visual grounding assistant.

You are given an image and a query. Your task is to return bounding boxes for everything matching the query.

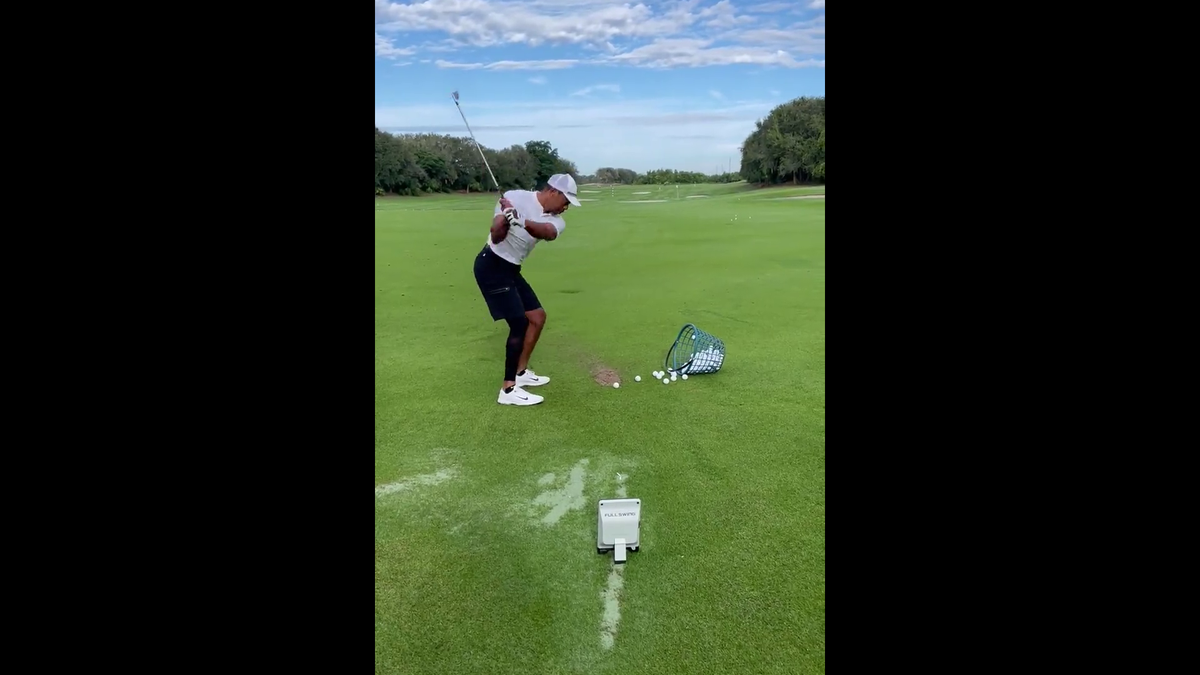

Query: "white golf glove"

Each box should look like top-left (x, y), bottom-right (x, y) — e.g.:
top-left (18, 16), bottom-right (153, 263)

top-left (503, 207), bottom-right (524, 228)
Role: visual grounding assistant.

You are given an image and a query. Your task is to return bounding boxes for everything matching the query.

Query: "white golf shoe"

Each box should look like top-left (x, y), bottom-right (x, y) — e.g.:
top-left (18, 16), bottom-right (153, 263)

top-left (498, 385), bottom-right (543, 406)
top-left (516, 369), bottom-right (550, 387)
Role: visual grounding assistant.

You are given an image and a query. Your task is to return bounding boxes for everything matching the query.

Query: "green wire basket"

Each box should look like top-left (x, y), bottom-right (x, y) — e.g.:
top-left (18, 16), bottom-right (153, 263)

top-left (664, 323), bottom-right (726, 375)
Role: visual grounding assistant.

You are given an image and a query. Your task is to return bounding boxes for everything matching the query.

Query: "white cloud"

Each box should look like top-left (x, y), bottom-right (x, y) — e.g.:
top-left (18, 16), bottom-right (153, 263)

top-left (488, 59), bottom-right (579, 70)
top-left (698, 0), bottom-right (756, 28)
top-left (375, 0), bottom-right (698, 48)
top-left (529, 76), bottom-right (547, 84)
top-left (809, 0), bottom-right (825, 8)
top-left (375, 32), bottom-right (415, 58)
top-left (435, 60), bottom-right (484, 69)
top-left (608, 38), bottom-right (823, 69)
top-left (734, 24), bottom-right (824, 53)
top-left (435, 58), bottom-right (579, 70)
top-left (710, 89), bottom-right (725, 99)
top-left (747, 1), bottom-right (793, 11)
top-left (572, 84), bottom-right (621, 96)
top-left (375, 0), bottom-right (826, 69)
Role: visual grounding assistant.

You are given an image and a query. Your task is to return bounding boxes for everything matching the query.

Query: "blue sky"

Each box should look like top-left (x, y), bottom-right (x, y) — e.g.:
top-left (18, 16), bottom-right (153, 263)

top-left (374, 0), bottom-right (825, 175)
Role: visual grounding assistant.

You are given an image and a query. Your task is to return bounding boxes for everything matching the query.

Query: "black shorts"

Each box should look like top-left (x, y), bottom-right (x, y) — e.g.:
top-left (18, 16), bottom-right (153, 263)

top-left (473, 244), bottom-right (542, 321)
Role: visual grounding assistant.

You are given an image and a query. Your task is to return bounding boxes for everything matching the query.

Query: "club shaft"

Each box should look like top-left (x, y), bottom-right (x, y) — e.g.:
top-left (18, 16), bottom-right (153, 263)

top-left (453, 100), bottom-right (500, 192)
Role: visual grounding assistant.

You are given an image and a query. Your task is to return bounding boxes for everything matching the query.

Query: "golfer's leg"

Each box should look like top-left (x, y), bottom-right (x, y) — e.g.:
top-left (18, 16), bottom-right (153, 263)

top-left (514, 275), bottom-right (545, 375)
top-left (481, 290), bottom-right (526, 391)
top-left (518, 308), bottom-right (545, 374)
top-left (503, 314), bottom-right (528, 389)
top-left (475, 248), bottom-right (528, 392)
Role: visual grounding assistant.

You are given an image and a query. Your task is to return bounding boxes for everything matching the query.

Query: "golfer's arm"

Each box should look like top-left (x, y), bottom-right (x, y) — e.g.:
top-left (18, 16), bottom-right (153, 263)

top-left (523, 220), bottom-right (559, 241)
top-left (490, 214), bottom-right (510, 243)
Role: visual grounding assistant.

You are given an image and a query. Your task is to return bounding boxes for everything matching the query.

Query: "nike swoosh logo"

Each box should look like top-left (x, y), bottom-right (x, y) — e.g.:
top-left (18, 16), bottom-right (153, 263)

top-left (517, 396), bottom-right (528, 400)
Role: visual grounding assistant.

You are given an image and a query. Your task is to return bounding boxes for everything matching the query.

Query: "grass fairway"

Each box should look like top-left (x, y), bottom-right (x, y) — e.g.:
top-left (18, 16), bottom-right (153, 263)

top-left (375, 183), bottom-right (825, 674)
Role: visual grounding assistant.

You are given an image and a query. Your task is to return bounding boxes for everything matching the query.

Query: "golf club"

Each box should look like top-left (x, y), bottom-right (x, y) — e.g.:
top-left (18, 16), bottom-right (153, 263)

top-left (451, 91), bottom-right (500, 193)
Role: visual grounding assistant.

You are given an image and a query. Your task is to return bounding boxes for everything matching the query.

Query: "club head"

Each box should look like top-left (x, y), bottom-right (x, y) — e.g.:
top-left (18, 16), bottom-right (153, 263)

top-left (451, 91), bottom-right (459, 101)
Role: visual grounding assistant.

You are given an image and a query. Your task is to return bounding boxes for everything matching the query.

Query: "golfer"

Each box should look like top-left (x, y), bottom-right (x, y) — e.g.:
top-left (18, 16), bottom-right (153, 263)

top-left (473, 173), bottom-right (580, 405)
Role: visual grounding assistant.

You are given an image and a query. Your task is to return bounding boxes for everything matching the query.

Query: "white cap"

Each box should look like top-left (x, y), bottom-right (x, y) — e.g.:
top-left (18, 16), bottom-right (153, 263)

top-left (547, 173), bottom-right (581, 206)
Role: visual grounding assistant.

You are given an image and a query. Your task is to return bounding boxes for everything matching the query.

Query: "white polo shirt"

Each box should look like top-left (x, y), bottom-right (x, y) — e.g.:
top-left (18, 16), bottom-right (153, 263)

top-left (488, 190), bottom-right (566, 265)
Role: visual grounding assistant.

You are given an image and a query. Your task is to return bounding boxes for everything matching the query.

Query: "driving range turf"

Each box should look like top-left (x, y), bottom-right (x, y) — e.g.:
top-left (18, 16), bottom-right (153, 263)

top-left (375, 182), bottom-right (825, 674)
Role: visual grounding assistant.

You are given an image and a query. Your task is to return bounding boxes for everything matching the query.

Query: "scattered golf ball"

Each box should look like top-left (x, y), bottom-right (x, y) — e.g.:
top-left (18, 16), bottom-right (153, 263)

top-left (663, 379), bottom-right (669, 385)
top-left (613, 382), bottom-right (620, 389)
top-left (634, 375), bottom-right (641, 382)
top-left (682, 374), bottom-right (688, 380)
top-left (671, 373), bottom-right (677, 381)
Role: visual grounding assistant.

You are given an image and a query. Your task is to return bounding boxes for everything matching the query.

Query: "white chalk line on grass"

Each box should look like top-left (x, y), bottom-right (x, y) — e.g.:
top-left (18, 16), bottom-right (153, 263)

top-left (600, 471), bottom-right (629, 650)
top-left (600, 566), bottom-right (625, 650)
top-left (530, 459), bottom-right (589, 525)
top-left (374, 468), bottom-right (457, 498)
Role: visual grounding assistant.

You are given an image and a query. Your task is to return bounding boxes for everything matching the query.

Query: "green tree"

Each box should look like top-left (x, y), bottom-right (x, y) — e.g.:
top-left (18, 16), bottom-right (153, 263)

top-left (738, 96), bottom-right (825, 185)
top-left (524, 140), bottom-right (560, 185)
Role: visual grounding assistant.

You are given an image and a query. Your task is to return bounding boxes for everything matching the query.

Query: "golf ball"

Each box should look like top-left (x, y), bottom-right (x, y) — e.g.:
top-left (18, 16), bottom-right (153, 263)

top-left (635, 375), bottom-right (641, 382)
top-left (682, 374), bottom-right (688, 380)
top-left (613, 382), bottom-right (620, 389)
top-left (663, 379), bottom-right (669, 385)
top-left (671, 373), bottom-right (677, 380)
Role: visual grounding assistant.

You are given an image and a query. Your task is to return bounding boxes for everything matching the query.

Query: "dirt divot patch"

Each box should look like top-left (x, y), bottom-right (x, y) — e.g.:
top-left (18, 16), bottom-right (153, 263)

top-left (560, 339), bottom-right (623, 387)
top-left (591, 365), bottom-right (621, 387)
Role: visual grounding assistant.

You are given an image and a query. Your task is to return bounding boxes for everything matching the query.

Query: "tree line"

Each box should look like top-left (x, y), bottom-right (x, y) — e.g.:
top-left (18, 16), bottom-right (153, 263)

top-left (581, 167), bottom-right (742, 185)
top-left (375, 95), bottom-right (824, 195)
top-left (375, 130), bottom-right (578, 196)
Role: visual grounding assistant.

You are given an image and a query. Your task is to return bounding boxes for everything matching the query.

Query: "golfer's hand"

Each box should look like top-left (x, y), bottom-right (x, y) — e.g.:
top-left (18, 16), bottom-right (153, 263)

top-left (504, 207), bottom-right (523, 228)
top-left (498, 197), bottom-right (514, 210)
